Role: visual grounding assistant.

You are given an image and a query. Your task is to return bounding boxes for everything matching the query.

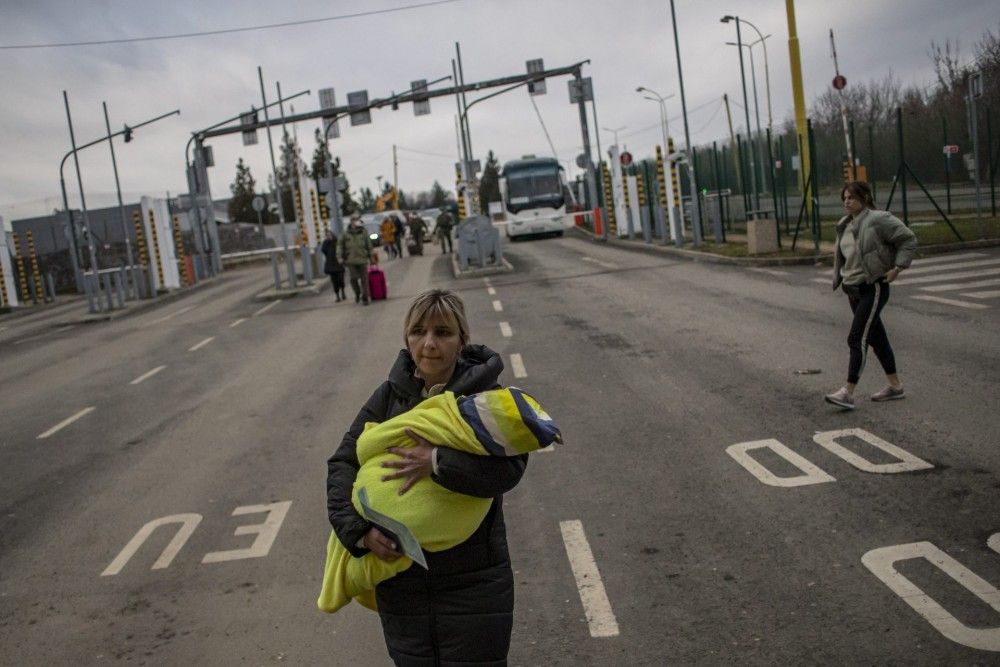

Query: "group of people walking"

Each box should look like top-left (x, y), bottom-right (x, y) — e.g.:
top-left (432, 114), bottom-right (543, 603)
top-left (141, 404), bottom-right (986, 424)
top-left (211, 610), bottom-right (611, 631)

top-left (319, 208), bottom-right (458, 306)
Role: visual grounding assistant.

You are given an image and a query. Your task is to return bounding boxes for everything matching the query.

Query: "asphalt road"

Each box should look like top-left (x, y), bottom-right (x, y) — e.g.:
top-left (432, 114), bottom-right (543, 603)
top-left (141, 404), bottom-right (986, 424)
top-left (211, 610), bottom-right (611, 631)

top-left (1, 236), bottom-right (998, 665)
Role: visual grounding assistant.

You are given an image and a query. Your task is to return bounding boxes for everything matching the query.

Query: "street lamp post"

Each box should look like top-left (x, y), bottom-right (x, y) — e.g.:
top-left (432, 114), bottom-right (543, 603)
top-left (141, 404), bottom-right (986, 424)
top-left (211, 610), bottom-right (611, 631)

top-left (726, 40), bottom-right (765, 203)
top-left (602, 125), bottom-right (627, 148)
top-left (635, 86), bottom-right (675, 155)
top-left (102, 101), bottom-right (138, 298)
top-left (721, 15), bottom-right (760, 211)
top-left (670, 0), bottom-right (704, 246)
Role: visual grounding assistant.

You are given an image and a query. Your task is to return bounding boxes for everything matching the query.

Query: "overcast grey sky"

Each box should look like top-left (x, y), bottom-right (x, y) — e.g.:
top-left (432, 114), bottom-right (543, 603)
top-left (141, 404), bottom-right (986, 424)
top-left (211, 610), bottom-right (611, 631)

top-left (1, 0), bottom-right (997, 225)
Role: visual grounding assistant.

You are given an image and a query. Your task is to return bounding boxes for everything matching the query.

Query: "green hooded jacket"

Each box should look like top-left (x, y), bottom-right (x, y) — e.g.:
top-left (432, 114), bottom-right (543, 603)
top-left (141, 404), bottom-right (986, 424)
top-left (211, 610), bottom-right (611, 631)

top-left (832, 209), bottom-right (917, 291)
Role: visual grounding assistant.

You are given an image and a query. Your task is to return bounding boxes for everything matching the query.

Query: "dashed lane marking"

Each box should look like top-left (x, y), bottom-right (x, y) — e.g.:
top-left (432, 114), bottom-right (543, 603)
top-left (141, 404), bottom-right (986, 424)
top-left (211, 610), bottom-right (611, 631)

top-left (487, 286), bottom-right (496, 295)
top-left (492, 300), bottom-right (503, 312)
top-left (230, 318), bottom-right (247, 328)
top-left (129, 365), bottom-right (167, 385)
top-left (581, 256), bottom-right (618, 269)
top-left (811, 278), bottom-right (829, 285)
top-left (253, 300), bottom-right (281, 317)
top-left (188, 336), bottom-right (216, 352)
top-left (559, 520), bottom-right (620, 638)
top-left (145, 305), bottom-right (195, 326)
top-left (37, 406), bottom-right (96, 439)
top-left (510, 353), bottom-right (527, 378)
top-left (499, 322), bottom-right (512, 337)
top-left (13, 325), bottom-right (74, 345)
top-left (962, 289), bottom-right (1000, 299)
top-left (483, 277), bottom-right (492, 286)
top-left (748, 268), bottom-right (789, 276)
top-left (921, 278), bottom-right (1000, 292)
top-left (911, 295), bottom-right (989, 310)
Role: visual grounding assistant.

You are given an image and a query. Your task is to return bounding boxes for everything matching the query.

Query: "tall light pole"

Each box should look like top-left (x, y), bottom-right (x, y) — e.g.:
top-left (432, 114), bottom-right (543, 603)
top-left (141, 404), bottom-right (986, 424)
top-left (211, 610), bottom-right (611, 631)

top-left (670, 0), bottom-right (704, 245)
top-left (721, 15), bottom-right (759, 211)
top-left (602, 125), bottom-right (627, 147)
top-left (784, 0), bottom-right (810, 202)
top-left (726, 41), bottom-right (764, 200)
top-left (636, 86), bottom-right (675, 153)
top-left (102, 101), bottom-right (137, 295)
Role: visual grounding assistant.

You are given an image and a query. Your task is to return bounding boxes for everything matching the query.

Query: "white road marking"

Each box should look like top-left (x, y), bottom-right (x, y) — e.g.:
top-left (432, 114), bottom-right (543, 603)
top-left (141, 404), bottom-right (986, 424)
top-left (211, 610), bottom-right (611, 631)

top-left (559, 520), bottom-right (619, 638)
top-left (811, 278), bottom-right (830, 284)
top-left (499, 321), bottom-right (513, 337)
top-left (102, 513), bottom-right (202, 576)
top-left (202, 501), bottom-right (292, 564)
top-left (188, 336), bottom-right (216, 352)
top-left (230, 317), bottom-right (247, 328)
top-left (962, 289), bottom-right (1000, 299)
top-left (812, 429), bottom-right (933, 474)
top-left (748, 268), bottom-right (789, 276)
top-left (483, 277), bottom-right (492, 286)
top-left (146, 305), bottom-right (195, 326)
top-left (37, 406), bottom-right (96, 439)
top-left (862, 541), bottom-right (1000, 652)
top-left (920, 278), bottom-right (1000, 292)
top-left (581, 256), bottom-right (618, 269)
top-left (487, 286), bottom-right (496, 295)
top-left (13, 324), bottom-right (74, 345)
top-left (894, 266), bottom-right (1000, 286)
top-left (129, 365), bottom-right (167, 385)
top-left (911, 295), bottom-right (989, 310)
top-left (911, 252), bottom-right (986, 265)
top-left (897, 257), bottom-right (1000, 276)
top-left (510, 353), bottom-right (527, 378)
top-left (0, 326), bottom-right (8, 333)
top-left (726, 439), bottom-right (836, 487)
top-left (253, 299), bottom-right (281, 317)
top-left (492, 300), bottom-right (503, 312)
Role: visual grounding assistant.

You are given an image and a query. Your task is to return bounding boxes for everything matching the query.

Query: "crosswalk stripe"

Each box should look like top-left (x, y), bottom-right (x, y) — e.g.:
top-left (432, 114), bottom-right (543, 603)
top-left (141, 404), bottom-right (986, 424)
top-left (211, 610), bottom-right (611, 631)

top-left (910, 252), bottom-right (987, 266)
top-left (920, 278), bottom-right (1000, 292)
top-left (894, 267), bottom-right (1000, 286)
top-left (811, 278), bottom-right (830, 284)
top-left (961, 289), bottom-right (1000, 299)
top-left (898, 258), bottom-right (1000, 276)
top-left (911, 295), bottom-right (989, 310)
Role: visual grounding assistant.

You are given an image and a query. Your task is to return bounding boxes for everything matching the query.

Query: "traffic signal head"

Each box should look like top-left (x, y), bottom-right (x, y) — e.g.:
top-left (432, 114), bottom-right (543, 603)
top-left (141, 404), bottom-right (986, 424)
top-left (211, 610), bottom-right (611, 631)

top-left (123, 125), bottom-right (133, 142)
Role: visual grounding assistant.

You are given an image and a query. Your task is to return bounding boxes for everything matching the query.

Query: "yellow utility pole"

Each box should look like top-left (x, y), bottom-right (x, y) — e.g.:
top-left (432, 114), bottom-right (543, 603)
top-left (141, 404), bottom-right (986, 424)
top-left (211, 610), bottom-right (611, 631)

top-left (785, 0), bottom-right (810, 205)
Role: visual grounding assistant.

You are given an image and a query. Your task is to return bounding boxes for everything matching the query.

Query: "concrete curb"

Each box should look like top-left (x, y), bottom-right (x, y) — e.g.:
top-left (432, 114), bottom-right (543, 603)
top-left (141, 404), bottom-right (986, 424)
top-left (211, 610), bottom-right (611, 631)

top-left (571, 226), bottom-right (1000, 266)
top-left (450, 253), bottom-right (515, 279)
top-left (66, 275), bottom-right (223, 325)
top-left (570, 226), bottom-right (830, 266)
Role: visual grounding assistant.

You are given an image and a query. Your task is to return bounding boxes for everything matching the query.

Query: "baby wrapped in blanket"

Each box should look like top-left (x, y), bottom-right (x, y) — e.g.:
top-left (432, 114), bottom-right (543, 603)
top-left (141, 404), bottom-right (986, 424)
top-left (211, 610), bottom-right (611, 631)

top-left (318, 387), bottom-right (561, 613)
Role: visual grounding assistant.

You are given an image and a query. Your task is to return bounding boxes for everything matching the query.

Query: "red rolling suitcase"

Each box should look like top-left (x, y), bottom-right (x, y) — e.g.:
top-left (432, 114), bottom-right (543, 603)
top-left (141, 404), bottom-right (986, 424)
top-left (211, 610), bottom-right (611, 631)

top-left (367, 266), bottom-right (387, 300)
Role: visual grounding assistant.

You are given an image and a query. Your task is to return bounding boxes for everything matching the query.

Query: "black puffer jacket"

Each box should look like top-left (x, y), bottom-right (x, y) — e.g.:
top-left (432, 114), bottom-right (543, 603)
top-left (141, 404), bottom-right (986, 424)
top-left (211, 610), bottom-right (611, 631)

top-left (327, 344), bottom-right (527, 666)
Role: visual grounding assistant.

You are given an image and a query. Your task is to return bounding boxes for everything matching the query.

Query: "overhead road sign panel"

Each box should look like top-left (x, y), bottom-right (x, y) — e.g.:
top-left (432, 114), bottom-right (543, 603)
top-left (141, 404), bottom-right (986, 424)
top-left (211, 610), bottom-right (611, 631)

top-left (568, 77), bottom-right (593, 104)
top-left (240, 110), bottom-right (258, 146)
top-left (347, 90), bottom-right (371, 126)
top-left (319, 87), bottom-right (341, 138)
top-left (411, 79), bottom-right (431, 116)
top-left (526, 59), bottom-right (546, 95)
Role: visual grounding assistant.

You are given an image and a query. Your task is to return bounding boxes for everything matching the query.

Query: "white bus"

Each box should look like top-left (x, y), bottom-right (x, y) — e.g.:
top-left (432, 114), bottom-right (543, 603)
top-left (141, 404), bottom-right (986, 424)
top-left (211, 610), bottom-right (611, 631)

top-left (500, 157), bottom-right (574, 239)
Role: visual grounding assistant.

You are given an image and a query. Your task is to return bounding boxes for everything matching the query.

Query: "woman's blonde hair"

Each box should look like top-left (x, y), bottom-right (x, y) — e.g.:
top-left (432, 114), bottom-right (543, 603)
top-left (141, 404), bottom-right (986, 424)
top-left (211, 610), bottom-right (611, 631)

top-left (403, 289), bottom-right (470, 345)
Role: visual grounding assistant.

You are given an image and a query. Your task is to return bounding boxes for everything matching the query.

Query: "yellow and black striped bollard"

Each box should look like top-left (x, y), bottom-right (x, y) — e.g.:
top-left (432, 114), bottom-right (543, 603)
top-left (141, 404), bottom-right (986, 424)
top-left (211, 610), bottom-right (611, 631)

top-left (11, 232), bottom-right (30, 303)
top-left (147, 208), bottom-right (165, 290)
top-left (26, 231), bottom-right (45, 300)
top-left (455, 165), bottom-right (465, 219)
top-left (655, 145), bottom-right (669, 210)
top-left (0, 250), bottom-right (9, 307)
top-left (309, 189), bottom-right (322, 244)
top-left (601, 161), bottom-right (616, 235)
top-left (172, 215), bottom-right (188, 287)
top-left (294, 188), bottom-right (308, 246)
top-left (668, 137), bottom-right (681, 218)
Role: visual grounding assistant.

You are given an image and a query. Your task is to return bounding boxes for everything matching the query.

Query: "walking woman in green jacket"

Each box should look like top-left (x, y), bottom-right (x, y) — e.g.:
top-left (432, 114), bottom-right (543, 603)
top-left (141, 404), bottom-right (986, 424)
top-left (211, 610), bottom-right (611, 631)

top-left (825, 181), bottom-right (917, 410)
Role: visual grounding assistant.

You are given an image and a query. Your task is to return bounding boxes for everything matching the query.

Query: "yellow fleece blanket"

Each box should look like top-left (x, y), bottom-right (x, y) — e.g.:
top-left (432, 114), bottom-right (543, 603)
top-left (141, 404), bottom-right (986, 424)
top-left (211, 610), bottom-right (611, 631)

top-left (318, 388), bottom-right (560, 613)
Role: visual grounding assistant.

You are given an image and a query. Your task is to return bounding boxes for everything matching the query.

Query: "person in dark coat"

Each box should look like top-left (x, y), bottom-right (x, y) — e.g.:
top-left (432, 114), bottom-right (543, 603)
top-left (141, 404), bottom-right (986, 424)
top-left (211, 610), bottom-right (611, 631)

top-left (434, 209), bottom-right (454, 254)
top-left (327, 289), bottom-right (526, 666)
top-left (393, 215), bottom-right (406, 259)
top-left (321, 229), bottom-right (347, 302)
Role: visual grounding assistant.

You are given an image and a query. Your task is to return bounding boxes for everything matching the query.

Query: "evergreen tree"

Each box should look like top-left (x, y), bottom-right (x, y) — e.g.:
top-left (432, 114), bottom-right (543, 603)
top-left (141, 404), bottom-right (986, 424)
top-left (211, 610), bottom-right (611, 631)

top-left (478, 150), bottom-right (501, 214)
top-left (311, 127), bottom-right (333, 179)
top-left (429, 180), bottom-right (449, 207)
top-left (358, 186), bottom-right (376, 212)
top-left (397, 189), bottom-right (409, 210)
top-left (277, 131), bottom-right (303, 221)
top-left (228, 158), bottom-right (259, 223)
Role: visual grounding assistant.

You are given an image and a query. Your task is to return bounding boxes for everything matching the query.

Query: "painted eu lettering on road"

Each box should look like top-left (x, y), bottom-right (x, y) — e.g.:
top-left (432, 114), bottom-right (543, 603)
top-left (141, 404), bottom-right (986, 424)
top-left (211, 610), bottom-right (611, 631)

top-left (101, 501), bottom-right (291, 576)
top-left (862, 533), bottom-right (1000, 652)
top-left (726, 428), bottom-right (933, 486)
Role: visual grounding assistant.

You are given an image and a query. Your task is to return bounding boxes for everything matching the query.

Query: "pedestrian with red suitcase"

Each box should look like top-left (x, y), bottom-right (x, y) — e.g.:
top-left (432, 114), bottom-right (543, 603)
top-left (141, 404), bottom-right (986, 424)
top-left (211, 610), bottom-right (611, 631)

top-left (368, 258), bottom-right (387, 300)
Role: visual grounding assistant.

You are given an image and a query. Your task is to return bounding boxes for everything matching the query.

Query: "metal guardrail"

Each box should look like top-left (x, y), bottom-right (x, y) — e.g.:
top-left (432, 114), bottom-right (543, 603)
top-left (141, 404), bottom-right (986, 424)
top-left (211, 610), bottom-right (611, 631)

top-left (220, 245), bottom-right (301, 260)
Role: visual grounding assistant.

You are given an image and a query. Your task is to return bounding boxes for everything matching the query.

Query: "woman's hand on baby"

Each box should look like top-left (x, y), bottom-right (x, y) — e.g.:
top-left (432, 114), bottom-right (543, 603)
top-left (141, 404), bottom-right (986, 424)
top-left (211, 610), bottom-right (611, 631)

top-left (363, 527), bottom-right (402, 561)
top-left (381, 429), bottom-right (435, 495)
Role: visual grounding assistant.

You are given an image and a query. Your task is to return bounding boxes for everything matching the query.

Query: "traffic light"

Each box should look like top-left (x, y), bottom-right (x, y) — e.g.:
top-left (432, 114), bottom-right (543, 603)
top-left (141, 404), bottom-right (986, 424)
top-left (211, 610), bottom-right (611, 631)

top-left (123, 125), bottom-right (133, 142)
top-left (842, 160), bottom-right (851, 182)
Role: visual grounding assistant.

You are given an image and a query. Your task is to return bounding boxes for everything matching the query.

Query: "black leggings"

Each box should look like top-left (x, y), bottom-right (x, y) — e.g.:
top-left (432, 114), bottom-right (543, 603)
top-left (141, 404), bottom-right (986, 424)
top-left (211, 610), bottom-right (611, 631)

top-left (328, 272), bottom-right (345, 293)
top-left (846, 280), bottom-right (897, 384)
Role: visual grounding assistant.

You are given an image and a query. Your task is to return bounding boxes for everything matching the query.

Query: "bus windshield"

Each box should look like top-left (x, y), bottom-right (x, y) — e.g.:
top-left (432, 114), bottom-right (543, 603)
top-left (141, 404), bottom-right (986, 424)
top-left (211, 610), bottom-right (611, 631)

top-left (504, 164), bottom-right (564, 213)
